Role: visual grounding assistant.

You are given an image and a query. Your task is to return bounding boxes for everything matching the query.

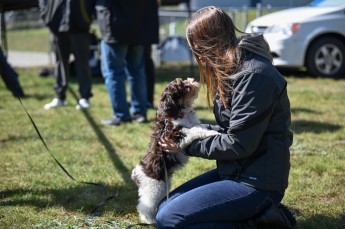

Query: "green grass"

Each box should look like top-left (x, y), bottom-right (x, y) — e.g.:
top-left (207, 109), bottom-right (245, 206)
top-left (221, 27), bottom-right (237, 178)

top-left (1, 66), bottom-right (345, 228)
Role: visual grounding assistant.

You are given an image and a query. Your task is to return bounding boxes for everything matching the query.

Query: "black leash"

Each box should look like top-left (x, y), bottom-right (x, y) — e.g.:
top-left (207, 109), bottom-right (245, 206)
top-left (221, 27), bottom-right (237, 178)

top-left (84, 194), bottom-right (117, 222)
top-left (17, 96), bottom-right (155, 227)
top-left (17, 96), bottom-right (120, 222)
top-left (17, 96), bottom-right (104, 187)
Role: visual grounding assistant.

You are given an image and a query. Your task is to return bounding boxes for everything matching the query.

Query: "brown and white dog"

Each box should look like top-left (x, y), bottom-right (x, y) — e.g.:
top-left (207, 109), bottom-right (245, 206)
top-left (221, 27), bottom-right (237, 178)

top-left (131, 78), bottom-right (220, 224)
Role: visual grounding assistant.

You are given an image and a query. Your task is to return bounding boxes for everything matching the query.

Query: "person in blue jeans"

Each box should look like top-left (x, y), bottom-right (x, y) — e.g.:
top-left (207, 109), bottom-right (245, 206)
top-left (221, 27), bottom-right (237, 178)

top-left (95, 0), bottom-right (159, 125)
top-left (157, 6), bottom-right (296, 229)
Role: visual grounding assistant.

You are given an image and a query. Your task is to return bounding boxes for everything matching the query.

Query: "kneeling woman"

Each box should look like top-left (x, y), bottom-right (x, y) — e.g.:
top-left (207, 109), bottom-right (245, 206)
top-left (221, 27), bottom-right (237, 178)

top-left (157, 6), bottom-right (295, 229)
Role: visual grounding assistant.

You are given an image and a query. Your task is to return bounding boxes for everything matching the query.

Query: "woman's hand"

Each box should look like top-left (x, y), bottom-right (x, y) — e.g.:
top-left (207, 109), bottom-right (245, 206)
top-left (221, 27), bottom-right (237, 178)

top-left (158, 136), bottom-right (181, 153)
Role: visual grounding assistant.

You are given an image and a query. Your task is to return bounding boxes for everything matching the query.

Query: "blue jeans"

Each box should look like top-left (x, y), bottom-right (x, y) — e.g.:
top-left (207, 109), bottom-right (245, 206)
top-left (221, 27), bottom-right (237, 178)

top-left (156, 169), bottom-right (284, 229)
top-left (100, 41), bottom-right (147, 119)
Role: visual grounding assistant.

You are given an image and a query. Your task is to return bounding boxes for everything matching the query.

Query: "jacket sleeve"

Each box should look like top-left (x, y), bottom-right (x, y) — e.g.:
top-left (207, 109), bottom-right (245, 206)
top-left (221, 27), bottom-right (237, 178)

top-left (185, 72), bottom-right (279, 160)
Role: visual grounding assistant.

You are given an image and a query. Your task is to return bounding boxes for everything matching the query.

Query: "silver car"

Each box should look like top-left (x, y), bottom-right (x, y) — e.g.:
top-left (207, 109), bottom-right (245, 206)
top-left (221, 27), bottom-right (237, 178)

top-left (245, 0), bottom-right (345, 78)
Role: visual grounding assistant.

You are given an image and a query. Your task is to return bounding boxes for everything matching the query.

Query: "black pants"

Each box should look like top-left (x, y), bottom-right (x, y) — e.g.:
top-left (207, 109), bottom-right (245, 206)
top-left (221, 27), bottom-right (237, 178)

top-left (52, 32), bottom-right (92, 100)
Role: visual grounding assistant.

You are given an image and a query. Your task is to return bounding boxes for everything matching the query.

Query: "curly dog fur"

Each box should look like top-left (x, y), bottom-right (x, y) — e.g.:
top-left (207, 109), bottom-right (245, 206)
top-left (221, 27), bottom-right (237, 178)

top-left (131, 78), bottom-right (219, 224)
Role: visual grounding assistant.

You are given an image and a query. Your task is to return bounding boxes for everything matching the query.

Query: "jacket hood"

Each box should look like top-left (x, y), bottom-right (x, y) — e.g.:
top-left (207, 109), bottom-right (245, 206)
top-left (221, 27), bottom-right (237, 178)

top-left (238, 33), bottom-right (273, 62)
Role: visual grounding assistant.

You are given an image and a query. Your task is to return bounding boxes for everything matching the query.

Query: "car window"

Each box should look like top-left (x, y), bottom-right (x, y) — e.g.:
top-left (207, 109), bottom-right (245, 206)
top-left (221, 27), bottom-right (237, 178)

top-left (309, 0), bottom-right (345, 7)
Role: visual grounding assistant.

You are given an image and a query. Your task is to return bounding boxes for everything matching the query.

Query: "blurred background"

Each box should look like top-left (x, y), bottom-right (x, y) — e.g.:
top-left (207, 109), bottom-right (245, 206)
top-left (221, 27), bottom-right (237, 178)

top-left (0, 0), bottom-right (310, 67)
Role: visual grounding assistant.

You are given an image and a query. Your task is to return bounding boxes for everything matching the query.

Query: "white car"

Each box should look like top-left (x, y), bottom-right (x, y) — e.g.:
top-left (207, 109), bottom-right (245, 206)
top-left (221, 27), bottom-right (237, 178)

top-left (245, 0), bottom-right (345, 78)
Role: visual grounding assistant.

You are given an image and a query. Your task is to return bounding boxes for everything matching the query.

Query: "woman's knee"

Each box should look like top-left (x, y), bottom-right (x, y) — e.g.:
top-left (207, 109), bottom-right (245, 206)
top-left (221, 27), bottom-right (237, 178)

top-left (156, 206), bottom-right (179, 229)
top-left (156, 207), bottom-right (168, 228)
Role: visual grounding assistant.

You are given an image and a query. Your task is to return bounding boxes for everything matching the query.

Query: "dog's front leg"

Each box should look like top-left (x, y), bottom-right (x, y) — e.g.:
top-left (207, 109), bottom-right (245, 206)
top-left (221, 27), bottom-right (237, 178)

top-left (179, 126), bottom-right (220, 150)
top-left (132, 165), bottom-right (171, 224)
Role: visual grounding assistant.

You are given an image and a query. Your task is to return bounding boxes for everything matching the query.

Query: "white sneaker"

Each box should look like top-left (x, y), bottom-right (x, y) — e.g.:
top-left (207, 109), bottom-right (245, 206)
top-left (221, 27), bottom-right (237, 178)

top-left (76, 98), bottom-right (90, 110)
top-left (44, 98), bottom-right (66, 109)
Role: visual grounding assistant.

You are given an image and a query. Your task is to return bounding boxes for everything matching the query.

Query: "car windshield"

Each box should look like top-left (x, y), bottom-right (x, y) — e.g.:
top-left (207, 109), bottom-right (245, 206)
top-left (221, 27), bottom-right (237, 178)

top-left (308, 0), bottom-right (345, 7)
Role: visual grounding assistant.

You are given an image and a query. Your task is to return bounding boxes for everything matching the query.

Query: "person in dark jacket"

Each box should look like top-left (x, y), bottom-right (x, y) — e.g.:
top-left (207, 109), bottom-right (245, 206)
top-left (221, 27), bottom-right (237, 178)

top-left (0, 46), bottom-right (25, 97)
top-left (157, 6), bottom-right (295, 228)
top-left (39, 0), bottom-right (94, 109)
top-left (96, 0), bottom-right (159, 125)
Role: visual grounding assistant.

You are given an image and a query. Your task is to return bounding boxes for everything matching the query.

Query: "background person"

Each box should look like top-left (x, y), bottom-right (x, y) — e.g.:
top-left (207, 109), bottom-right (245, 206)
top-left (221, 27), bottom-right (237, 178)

top-left (95, 0), bottom-right (159, 125)
top-left (157, 6), bottom-right (295, 229)
top-left (0, 46), bottom-right (25, 98)
top-left (145, 45), bottom-right (156, 109)
top-left (39, 0), bottom-right (94, 110)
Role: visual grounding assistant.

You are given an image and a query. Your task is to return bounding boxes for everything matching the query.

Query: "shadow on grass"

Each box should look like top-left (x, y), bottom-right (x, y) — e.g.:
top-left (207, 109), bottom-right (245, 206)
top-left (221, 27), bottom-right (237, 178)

top-left (0, 88), bottom-right (139, 216)
top-left (291, 120), bottom-right (342, 134)
top-left (68, 87), bottom-right (132, 183)
top-left (0, 184), bottom-right (137, 215)
top-left (291, 107), bottom-right (322, 115)
top-left (16, 93), bottom-right (51, 101)
top-left (296, 213), bottom-right (345, 229)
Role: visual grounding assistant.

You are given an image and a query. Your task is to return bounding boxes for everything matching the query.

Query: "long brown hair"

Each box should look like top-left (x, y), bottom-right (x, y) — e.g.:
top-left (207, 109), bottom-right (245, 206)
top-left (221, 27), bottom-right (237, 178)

top-left (186, 6), bottom-right (243, 107)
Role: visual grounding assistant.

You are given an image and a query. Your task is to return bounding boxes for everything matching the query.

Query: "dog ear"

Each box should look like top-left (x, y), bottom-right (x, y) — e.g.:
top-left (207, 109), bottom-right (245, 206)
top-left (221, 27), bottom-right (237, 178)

top-left (160, 79), bottom-right (186, 118)
top-left (162, 92), bottom-right (179, 118)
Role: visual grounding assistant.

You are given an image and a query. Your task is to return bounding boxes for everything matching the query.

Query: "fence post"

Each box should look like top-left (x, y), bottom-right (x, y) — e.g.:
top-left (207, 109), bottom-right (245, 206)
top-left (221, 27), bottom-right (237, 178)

top-left (152, 44), bottom-right (160, 67)
top-left (266, 4), bottom-right (272, 13)
top-left (242, 5), bottom-right (248, 31)
top-left (256, 3), bottom-right (262, 18)
top-left (169, 18), bottom-right (176, 36)
top-left (231, 10), bottom-right (236, 26)
top-left (0, 10), bottom-right (8, 52)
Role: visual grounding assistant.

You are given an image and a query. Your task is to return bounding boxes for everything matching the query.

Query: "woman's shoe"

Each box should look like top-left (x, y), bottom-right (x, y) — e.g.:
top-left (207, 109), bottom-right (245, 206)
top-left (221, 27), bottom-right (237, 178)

top-left (253, 203), bottom-right (297, 228)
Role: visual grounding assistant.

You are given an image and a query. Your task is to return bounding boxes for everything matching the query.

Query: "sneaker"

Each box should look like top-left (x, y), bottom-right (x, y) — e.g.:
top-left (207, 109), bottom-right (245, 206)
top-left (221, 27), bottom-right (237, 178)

top-left (101, 117), bottom-right (132, 126)
top-left (44, 98), bottom-right (66, 109)
top-left (132, 113), bottom-right (147, 123)
top-left (76, 98), bottom-right (90, 110)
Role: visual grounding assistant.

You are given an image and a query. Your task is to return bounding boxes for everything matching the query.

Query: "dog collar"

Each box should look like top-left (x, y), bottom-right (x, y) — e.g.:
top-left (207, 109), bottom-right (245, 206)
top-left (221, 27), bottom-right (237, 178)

top-left (166, 112), bottom-right (184, 120)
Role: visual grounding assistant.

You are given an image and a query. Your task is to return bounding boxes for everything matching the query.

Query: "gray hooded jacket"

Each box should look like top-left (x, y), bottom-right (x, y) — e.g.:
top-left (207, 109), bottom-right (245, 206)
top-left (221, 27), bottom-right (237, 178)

top-left (185, 34), bottom-right (293, 191)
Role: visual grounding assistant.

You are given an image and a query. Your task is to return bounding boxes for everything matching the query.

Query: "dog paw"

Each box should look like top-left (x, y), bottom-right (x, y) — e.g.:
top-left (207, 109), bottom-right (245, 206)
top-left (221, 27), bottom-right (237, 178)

top-left (140, 214), bottom-right (156, 224)
top-left (182, 126), bottom-right (220, 137)
top-left (137, 202), bottom-right (157, 224)
top-left (205, 129), bottom-right (221, 137)
top-left (179, 127), bottom-right (219, 149)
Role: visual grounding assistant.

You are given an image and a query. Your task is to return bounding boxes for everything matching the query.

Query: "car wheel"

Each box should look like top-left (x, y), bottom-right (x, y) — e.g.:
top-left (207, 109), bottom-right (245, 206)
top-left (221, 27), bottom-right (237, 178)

top-left (306, 37), bottom-right (345, 78)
